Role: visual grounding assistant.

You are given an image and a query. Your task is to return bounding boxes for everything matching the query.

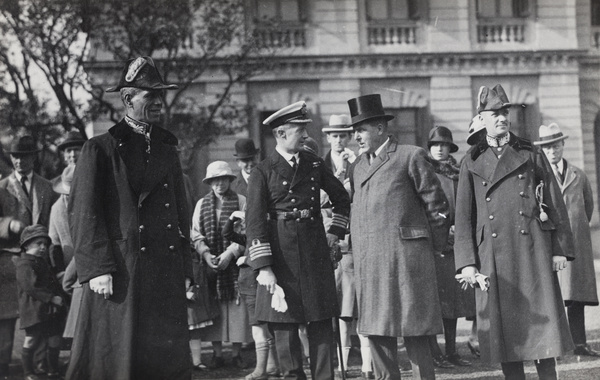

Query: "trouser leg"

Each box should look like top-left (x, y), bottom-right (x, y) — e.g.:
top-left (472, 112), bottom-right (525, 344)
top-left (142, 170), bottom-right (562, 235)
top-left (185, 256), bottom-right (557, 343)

top-left (368, 335), bottom-right (401, 380)
top-left (404, 336), bottom-right (435, 380)
top-left (567, 302), bottom-right (586, 346)
top-left (534, 358), bottom-right (557, 380)
top-left (442, 318), bottom-right (457, 356)
top-left (0, 318), bottom-right (16, 376)
top-left (306, 319), bottom-right (334, 380)
top-left (269, 323), bottom-right (306, 380)
top-left (500, 361), bottom-right (525, 380)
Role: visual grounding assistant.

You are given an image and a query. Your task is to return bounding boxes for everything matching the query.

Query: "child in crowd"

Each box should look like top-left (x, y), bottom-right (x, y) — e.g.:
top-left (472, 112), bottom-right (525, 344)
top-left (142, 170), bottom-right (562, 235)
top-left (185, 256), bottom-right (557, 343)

top-left (16, 225), bottom-right (66, 380)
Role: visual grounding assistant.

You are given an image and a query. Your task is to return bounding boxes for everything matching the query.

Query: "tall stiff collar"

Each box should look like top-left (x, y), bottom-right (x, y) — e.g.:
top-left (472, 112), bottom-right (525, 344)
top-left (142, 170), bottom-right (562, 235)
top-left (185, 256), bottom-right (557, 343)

top-left (469, 132), bottom-right (532, 160)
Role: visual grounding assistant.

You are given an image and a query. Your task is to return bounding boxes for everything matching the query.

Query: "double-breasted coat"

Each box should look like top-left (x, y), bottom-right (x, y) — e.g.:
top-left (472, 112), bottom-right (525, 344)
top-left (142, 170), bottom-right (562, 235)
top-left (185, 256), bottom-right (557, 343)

top-left (246, 150), bottom-right (350, 323)
top-left (556, 160), bottom-right (598, 305)
top-left (231, 171), bottom-right (248, 196)
top-left (454, 134), bottom-right (574, 363)
top-left (66, 120), bottom-right (192, 380)
top-left (350, 138), bottom-right (449, 337)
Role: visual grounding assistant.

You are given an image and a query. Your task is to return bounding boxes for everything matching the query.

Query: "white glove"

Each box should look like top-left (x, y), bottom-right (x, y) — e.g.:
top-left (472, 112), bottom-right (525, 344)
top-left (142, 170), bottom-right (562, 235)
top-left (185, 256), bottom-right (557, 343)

top-left (89, 274), bottom-right (113, 299)
top-left (270, 285), bottom-right (288, 313)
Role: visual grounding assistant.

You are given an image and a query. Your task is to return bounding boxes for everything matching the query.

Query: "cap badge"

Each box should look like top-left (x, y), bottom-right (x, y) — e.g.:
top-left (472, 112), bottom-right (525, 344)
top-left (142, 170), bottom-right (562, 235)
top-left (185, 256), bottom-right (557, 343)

top-left (126, 57), bottom-right (147, 82)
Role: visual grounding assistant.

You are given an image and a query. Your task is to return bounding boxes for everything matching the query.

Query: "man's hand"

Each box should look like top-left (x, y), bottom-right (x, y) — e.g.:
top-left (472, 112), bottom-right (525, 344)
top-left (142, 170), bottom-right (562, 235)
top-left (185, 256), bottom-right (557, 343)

top-left (89, 274), bottom-right (113, 299)
top-left (9, 219), bottom-right (25, 235)
top-left (51, 295), bottom-right (63, 306)
top-left (229, 210), bottom-right (245, 222)
top-left (203, 251), bottom-right (218, 270)
top-left (257, 267), bottom-right (277, 294)
top-left (552, 256), bottom-right (568, 272)
top-left (185, 277), bottom-right (196, 301)
top-left (326, 233), bottom-right (339, 248)
top-left (216, 250), bottom-right (234, 270)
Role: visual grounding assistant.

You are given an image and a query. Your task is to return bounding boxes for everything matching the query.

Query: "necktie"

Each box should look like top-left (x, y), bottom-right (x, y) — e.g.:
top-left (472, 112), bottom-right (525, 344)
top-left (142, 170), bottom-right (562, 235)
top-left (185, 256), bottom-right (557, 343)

top-left (20, 176), bottom-right (29, 198)
top-left (291, 156), bottom-right (298, 171)
top-left (554, 164), bottom-right (563, 184)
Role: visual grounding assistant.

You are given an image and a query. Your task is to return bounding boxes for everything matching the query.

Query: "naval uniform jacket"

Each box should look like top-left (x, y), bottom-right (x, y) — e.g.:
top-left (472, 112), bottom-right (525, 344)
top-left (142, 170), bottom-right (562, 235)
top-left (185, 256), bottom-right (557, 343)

top-left (454, 134), bottom-right (574, 363)
top-left (246, 150), bottom-right (350, 323)
top-left (66, 120), bottom-right (192, 380)
top-left (555, 160), bottom-right (598, 305)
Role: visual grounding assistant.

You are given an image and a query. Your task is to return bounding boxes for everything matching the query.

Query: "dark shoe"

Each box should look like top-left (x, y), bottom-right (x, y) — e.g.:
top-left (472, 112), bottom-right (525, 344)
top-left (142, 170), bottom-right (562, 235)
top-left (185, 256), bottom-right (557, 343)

top-left (266, 368), bottom-right (281, 377)
top-left (46, 372), bottom-right (63, 379)
top-left (467, 341), bottom-right (480, 358)
top-left (432, 355), bottom-right (455, 368)
top-left (208, 355), bottom-right (225, 369)
top-left (24, 375), bottom-right (41, 380)
top-left (193, 363), bottom-right (209, 371)
top-left (362, 371), bottom-right (375, 379)
top-left (574, 344), bottom-right (600, 357)
top-left (446, 353), bottom-right (472, 366)
top-left (232, 355), bottom-right (248, 369)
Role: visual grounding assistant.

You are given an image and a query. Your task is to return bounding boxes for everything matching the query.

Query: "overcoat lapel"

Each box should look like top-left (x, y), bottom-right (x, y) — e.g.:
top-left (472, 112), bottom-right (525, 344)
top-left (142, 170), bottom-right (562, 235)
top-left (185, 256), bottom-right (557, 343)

top-left (7, 174), bottom-right (32, 212)
top-left (31, 175), bottom-right (41, 224)
top-left (291, 152), bottom-right (316, 188)
top-left (359, 139), bottom-right (396, 187)
top-left (270, 151), bottom-right (295, 183)
top-left (561, 164), bottom-right (577, 193)
top-left (489, 146), bottom-right (529, 185)
top-left (111, 120), bottom-right (143, 196)
top-left (140, 139), bottom-right (174, 204)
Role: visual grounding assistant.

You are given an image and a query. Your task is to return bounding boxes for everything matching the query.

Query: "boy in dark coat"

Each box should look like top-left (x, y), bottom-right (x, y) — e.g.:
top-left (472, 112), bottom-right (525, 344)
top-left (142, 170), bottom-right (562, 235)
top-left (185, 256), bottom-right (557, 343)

top-left (16, 225), bottom-right (66, 380)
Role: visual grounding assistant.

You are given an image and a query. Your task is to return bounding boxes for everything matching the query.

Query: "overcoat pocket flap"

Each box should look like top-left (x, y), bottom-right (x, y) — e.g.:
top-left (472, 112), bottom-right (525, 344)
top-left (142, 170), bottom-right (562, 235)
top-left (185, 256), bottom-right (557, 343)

top-left (537, 217), bottom-right (556, 231)
top-left (399, 226), bottom-right (429, 240)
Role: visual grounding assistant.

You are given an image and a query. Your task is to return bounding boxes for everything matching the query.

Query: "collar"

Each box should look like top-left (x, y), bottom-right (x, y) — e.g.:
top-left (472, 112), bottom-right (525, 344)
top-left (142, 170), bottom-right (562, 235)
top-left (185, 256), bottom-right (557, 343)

top-left (486, 133), bottom-right (510, 147)
top-left (110, 119), bottom-right (179, 146)
top-left (330, 148), bottom-right (356, 168)
top-left (554, 159), bottom-right (565, 174)
top-left (469, 133), bottom-right (533, 160)
top-left (14, 171), bottom-right (33, 184)
top-left (241, 169), bottom-right (251, 183)
top-left (125, 116), bottom-right (152, 135)
top-left (373, 137), bottom-right (390, 158)
top-left (276, 146), bottom-right (300, 167)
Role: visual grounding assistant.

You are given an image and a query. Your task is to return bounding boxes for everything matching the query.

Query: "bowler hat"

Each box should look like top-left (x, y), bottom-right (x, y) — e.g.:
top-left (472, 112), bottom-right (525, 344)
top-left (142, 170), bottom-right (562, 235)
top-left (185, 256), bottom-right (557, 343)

top-left (263, 101), bottom-right (312, 129)
top-left (347, 94), bottom-right (394, 127)
top-left (202, 161), bottom-right (236, 184)
top-left (533, 123), bottom-right (569, 146)
top-left (106, 56), bottom-right (178, 93)
top-left (20, 224), bottom-right (50, 249)
top-left (322, 114), bottom-right (353, 134)
top-left (233, 139), bottom-right (260, 159)
top-left (7, 136), bottom-right (40, 155)
top-left (53, 165), bottom-right (75, 195)
top-left (466, 115), bottom-right (486, 145)
top-left (57, 131), bottom-right (86, 151)
top-left (427, 126), bottom-right (458, 153)
top-left (477, 84), bottom-right (511, 113)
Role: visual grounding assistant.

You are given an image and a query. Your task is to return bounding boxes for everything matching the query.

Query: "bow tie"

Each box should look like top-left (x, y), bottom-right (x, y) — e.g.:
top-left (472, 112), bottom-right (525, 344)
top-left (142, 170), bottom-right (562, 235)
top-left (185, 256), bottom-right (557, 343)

top-left (486, 134), bottom-right (510, 147)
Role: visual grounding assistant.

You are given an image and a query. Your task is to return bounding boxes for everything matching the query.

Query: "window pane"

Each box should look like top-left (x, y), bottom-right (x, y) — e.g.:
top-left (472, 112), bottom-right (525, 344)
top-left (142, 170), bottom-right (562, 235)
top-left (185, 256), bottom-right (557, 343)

top-left (386, 108), bottom-right (418, 145)
top-left (257, 0), bottom-right (277, 20)
top-left (499, 0), bottom-right (514, 17)
top-left (592, 0), bottom-right (600, 25)
top-left (281, 0), bottom-right (300, 21)
top-left (391, 0), bottom-right (409, 20)
top-left (367, 0), bottom-right (388, 20)
top-left (477, 0), bottom-right (497, 17)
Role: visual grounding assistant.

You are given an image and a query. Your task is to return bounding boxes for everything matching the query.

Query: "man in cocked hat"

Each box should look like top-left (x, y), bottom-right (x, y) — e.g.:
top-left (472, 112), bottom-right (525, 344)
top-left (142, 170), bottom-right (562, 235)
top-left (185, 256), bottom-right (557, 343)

top-left (246, 101), bottom-right (350, 380)
top-left (66, 57), bottom-right (193, 380)
top-left (455, 85), bottom-right (574, 379)
top-left (346, 94), bottom-right (449, 379)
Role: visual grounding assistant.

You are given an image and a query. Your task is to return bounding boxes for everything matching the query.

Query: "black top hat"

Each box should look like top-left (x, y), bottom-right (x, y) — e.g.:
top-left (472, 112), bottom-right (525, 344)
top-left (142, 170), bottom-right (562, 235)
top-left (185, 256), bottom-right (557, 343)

top-left (7, 136), bottom-right (41, 155)
top-left (233, 138), bottom-right (260, 159)
top-left (347, 94), bottom-right (394, 127)
top-left (477, 84), bottom-right (512, 113)
top-left (106, 56), bottom-right (178, 93)
top-left (427, 126), bottom-right (458, 153)
top-left (57, 131), bottom-right (86, 151)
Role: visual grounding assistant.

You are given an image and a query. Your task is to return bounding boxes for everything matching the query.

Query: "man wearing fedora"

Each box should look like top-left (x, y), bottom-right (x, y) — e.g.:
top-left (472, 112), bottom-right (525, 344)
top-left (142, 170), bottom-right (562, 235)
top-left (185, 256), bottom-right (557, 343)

top-left (231, 138), bottom-right (260, 197)
top-left (57, 131), bottom-right (86, 167)
top-left (66, 57), bottom-right (193, 380)
top-left (454, 85), bottom-right (574, 379)
top-left (347, 94), bottom-right (449, 380)
top-left (246, 101), bottom-right (350, 380)
top-left (535, 123), bottom-right (600, 357)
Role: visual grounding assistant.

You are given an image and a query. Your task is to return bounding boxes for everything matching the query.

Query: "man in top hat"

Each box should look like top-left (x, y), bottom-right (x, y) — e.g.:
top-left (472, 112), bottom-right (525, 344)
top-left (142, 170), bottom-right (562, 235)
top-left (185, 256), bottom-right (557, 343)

top-left (346, 94), bottom-right (449, 379)
top-left (534, 123), bottom-right (600, 357)
top-left (57, 131), bottom-right (86, 166)
top-left (66, 57), bottom-right (193, 380)
top-left (454, 85), bottom-right (574, 379)
top-left (231, 138), bottom-right (260, 197)
top-left (246, 101), bottom-right (350, 380)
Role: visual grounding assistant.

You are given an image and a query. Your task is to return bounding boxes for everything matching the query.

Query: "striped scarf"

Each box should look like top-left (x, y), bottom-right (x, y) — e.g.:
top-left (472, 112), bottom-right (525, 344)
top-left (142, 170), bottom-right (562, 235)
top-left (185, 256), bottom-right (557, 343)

top-left (199, 189), bottom-right (240, 301)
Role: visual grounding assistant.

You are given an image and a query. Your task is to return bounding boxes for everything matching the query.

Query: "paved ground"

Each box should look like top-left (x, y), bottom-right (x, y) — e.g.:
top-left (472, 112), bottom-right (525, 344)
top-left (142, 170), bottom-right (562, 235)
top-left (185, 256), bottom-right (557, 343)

top-left (6, 232), bottom-right (600, 379)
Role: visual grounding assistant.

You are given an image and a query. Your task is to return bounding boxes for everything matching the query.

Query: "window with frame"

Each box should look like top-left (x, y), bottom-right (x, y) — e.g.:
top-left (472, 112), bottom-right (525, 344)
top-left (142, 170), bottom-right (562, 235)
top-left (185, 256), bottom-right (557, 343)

top-left (476, 0), bottom-right (532, 18)
top-left (252, 0), bottom-right (307, 47)
top-left (592, 0), bottom-right (600, 26)
top-left (255, 0), bottom-right (305, 22)
top-left (384, 107), bottom-right (429, 147)
top-left (366, 0), bottom-right (422, 21)
top-left (365, 0), bottom-right (426, 45)
top-left (508, 103), bottom-right (539, 141)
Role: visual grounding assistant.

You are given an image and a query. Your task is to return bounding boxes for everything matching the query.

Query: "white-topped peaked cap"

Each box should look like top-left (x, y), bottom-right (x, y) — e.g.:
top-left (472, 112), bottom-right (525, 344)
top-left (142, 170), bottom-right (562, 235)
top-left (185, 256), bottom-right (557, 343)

top-left (322, 114), bottom-right (353, 133)
top-left (263, 101), bottom-right (312, 128)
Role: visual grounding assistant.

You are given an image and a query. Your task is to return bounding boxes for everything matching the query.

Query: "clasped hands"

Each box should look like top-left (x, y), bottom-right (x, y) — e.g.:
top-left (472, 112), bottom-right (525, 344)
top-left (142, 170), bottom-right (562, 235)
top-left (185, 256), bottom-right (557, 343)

top-left (203, 249), bottom-right (235, 271)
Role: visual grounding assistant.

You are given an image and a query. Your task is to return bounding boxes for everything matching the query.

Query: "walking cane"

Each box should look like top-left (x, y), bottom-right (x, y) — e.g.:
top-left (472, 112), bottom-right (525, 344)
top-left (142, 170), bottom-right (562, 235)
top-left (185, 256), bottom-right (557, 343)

top-left (334, 317), bottom-right (347, 380)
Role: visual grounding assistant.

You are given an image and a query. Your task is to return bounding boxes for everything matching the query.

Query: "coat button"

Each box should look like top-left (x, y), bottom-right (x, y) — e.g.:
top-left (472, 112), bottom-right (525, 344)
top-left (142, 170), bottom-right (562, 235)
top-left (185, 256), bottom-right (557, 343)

top-left (291, 199), bottom-right (296, 203)
top-left (482, 181), bottom-right (487, 186)
top-left (311, 177), bottom-right (315, 181)
top-left (519, 211), bottom-right (524, 215)
top-left (163, 183), bottom-right (169, 189)
top-left (520, 230), bottom-right (527, 235)
top-left (289, 190), bottom-right (293, 194)
top-left (311, 187), bottom-right (315, 191)
top-left (141, 247), bottom-right (146, 252)
top-left (166, 224), bottom-right (172, 230)
top-left (310, 217), bottom-right (315, 221)
top-left (489, 215), bottom-right (494, 220)
top-left (138, 203), bottom-right (142, 209)
top-left (311, 197), bottom-right (315, 201)
top-left (310, 207), bottom-right (314, 210)
top-left (169, 245), bottom-right (175, 251)
top-left (519, 192), bottom-right (525, 197)
top-left (296, 218), bottom-right (300, 222)
top-left (518, 174), bottom-right (524, 179)
top-left (165, 203), bottom-right (170, 208)
top-left (486, 197), bottom-right (491, 202)
top-left (293, 208), bottom-right (298, 212)
top-left (139, 225), bottom-right (145, 231)
top-left (283, 181), bottom-right (288, 185)
top-left (492, 233), bottom-right (498, 238)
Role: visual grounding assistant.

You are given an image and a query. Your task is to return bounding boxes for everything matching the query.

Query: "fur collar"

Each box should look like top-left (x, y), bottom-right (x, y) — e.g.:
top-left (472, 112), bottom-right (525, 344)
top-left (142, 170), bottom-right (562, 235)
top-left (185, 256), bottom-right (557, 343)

top-left (468, 132), bottom-right (532, 160)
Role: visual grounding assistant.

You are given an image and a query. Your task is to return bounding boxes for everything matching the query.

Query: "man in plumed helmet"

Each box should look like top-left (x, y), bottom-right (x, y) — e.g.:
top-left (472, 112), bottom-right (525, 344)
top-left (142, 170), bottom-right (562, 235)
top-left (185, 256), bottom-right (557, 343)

top-left (347, 94), bottom-right (449, 380)
top-left (66, 57), bottom-right (193, 380)
top-left (246, 101), bottom-right (350, 380)
top-left (454, 84), bottom-right (574, 379)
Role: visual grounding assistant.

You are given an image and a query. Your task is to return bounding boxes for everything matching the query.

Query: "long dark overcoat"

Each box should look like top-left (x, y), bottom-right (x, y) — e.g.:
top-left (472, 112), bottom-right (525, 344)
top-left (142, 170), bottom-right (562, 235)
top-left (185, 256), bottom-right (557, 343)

top-left (556, 161), bottom-right (598, 305)
top-left (0, 188), bottom-right (22, 321)
top-left (246, 150), bottom-right (350, 323)
top-left (350, 138), bottom-right (449, 337)
top-left (454, 135), bottom-right (574, 363)
top-left (66, 120), bottom-right (192, 380)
